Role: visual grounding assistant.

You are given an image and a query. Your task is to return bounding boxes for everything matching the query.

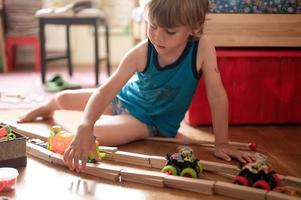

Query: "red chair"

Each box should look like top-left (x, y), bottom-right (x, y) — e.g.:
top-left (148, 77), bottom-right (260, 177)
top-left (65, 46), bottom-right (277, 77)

top-left (5, 36), bottom-right (40, 71)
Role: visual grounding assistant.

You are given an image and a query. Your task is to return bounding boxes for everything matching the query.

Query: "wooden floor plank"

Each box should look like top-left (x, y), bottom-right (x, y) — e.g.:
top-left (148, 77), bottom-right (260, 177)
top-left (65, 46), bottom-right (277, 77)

top-left (0, 109), bottom-right (300, 199)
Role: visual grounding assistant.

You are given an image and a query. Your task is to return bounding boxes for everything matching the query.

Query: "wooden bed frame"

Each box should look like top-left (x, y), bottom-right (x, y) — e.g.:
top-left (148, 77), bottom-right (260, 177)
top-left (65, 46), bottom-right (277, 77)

top-left (204, 14), bottom-right (301, 47)
top-left (132, 13), bottom-right (301, 47)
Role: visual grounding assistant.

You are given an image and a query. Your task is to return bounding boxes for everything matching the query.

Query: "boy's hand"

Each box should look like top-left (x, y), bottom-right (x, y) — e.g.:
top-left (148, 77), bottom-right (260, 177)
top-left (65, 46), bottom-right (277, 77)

top-left (63, 125), bottom-right (99, 172)
top-left (214, 143), bottom-right (255, 163)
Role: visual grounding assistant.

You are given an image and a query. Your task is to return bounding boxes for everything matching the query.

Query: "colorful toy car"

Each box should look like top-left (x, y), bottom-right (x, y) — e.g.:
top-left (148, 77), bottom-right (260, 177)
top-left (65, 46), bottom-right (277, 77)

top-left (161, 146), bottom-right (203, 178)
top-left (233, 153), bottom-right (281, 190)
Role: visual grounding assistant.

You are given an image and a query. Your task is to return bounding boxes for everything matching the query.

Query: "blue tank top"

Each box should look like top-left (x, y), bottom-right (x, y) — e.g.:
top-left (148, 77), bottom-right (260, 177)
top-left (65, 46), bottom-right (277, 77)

top-left (117, 39), bottom-right (202, 137)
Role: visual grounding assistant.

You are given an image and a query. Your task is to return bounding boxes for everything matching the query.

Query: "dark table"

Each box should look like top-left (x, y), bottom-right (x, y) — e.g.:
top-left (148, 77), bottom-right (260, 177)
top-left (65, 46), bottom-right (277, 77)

top-left (38, 15), bottom-right (111, 85)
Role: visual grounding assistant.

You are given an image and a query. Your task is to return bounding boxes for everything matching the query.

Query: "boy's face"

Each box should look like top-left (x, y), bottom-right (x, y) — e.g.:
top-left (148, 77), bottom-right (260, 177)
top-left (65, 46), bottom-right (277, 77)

top-left (147, 20), bottom-right (192, 55)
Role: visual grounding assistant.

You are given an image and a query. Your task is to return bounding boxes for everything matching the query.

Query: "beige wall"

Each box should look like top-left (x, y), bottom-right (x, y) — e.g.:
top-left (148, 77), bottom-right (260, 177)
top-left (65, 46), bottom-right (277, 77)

top-left (18, 26), bottom-right (133, 67)
top-left (17, 0), bottom-right (136, 68)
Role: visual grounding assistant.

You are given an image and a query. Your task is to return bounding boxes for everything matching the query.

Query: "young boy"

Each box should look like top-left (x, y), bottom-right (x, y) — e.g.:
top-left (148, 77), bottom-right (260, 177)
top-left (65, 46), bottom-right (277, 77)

top-left (19, 0), bottom-right (253, 172)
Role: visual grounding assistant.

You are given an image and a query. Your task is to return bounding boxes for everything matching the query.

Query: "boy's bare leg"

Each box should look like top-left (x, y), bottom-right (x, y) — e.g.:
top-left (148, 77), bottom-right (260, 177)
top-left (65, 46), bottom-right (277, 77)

top-left (19, 88), bottom-right (115, 122)
top-left (94, 114), bottom-right (150, 146)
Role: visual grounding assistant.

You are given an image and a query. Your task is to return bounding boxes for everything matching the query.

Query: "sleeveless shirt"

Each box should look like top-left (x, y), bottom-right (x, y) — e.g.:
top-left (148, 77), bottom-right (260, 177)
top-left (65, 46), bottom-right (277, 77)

top-left (117, 38), bottom-right (202, 137)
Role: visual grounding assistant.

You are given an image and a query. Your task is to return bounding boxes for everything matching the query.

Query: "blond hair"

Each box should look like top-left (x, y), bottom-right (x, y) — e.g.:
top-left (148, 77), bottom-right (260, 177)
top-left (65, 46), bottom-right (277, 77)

top-left (145, 0), bottom-right (209, 39)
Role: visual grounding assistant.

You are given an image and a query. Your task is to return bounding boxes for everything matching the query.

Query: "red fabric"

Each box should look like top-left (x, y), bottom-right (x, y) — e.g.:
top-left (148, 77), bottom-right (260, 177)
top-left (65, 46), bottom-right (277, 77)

top-left (216, 48), bottom-right (301, 58)
top-left (186, 49), bottom-right (301, 125)
top-left (5, 36), bottom-right (40, 71)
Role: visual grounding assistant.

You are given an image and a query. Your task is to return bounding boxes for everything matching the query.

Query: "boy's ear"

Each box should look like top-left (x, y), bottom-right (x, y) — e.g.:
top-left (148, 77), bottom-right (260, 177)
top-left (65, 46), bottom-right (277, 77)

top-left (191, 25), bottom-right (202, 36)
top-left (196, 25), bottom-right (203, 33)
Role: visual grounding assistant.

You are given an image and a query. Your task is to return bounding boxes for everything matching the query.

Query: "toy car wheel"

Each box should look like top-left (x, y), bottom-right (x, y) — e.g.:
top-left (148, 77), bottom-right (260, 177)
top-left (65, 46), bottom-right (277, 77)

top-left (233, 176), bottom-right (250, 186)
top-left (161, 165), bottom-right (178, 175)
top-left (180, 168), bottom-right (197, 178)
top-left (253, 180), bottom-right (271, 190)
top-left (273, 174), bottom-right (281, 187)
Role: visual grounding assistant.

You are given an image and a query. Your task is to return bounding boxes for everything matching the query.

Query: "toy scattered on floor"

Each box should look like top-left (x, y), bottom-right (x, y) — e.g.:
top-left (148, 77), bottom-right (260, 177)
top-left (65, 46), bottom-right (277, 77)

top-left (233, 153), bottom-right (281, 190)
top-left (14, 122), bottom-right (301, 200)
top-left (0, 125), bottom-right (16, 142)
top-left (48, 125), bottom-right (74, 154)
top-left (0, 167), bottom-right (19, 192)
top-left (248, 143), bottom-right (257, 151)
top-left (161, 146), bottom-right (203, 178)
top-left (46, 125), bottom-right (105, 162)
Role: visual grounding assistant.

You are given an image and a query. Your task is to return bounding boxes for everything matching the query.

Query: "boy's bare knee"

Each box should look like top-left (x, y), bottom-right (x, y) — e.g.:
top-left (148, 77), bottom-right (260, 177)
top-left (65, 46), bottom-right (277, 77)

top-left (54, 90), bottom-right (73, 109)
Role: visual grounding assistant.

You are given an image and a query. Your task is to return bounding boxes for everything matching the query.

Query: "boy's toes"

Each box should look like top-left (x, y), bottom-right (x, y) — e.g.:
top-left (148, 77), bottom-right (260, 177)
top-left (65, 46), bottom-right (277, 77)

top-left (17, 113), bottom-right (35, 123)
top-left (17, 107), bottom-right (53, 123)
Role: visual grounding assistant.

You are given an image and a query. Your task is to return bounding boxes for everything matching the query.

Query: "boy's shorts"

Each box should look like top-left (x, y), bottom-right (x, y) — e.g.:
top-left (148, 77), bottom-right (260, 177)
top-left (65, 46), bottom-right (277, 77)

top-left (111, 97), bottom-right (158, 136)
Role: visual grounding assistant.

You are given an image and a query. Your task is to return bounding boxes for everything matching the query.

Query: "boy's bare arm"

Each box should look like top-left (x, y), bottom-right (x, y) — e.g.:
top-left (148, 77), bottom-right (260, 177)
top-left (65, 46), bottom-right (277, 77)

top-left (198, 36), bottom-right (254, 163)
top-left (81, 40), bottom-right (149, 128)
top-left (64, 40), bottom-right (149, 171)
top-left (198, 36), bottom-right (229, 147)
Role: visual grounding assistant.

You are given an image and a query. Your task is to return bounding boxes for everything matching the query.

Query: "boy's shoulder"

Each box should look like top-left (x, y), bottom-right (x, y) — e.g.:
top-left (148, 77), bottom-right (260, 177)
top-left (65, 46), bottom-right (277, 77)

top-left (197, 35), bottom-right (216, 59)
top-left (196, 35), bottom-right (217, 70)
top-left (133, 39), bottom-right (148, 56)
top-left (127, 39), bottom-right (149, 71)
top-left (198, 35), bottom-right (215, 52)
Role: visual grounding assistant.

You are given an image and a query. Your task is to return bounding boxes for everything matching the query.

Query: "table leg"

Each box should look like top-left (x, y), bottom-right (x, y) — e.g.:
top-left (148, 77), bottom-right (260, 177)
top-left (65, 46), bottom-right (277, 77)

top-left (66, 24), bottom-right (72, 76)
top-left (39, 18), bottom-right (46, 84)
top-left (94, 21), bottom-right (99, 85)
top-left (105, 23), bottom-right (111, 76)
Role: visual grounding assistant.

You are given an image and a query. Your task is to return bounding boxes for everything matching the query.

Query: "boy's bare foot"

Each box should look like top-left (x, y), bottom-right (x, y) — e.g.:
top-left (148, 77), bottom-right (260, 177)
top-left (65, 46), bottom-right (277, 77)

top-left (17, 106), bottom-right (54, 123)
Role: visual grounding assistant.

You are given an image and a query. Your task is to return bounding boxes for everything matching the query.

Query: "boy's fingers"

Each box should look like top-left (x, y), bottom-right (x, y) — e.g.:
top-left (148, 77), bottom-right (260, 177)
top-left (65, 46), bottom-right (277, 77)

top-left (66, 148), bottom-right (75, 170)
top-left (93, 150), bottom-right (100, 161)
top-left (237, 155), bottom-right (247, 163)
top-left (80, 155), bottom-right (88, 171)
top-left (80, 149), bottom-right (90, 171)
top-left (73, 152), bottom-right (81, 172)
top-left (242, 154), bottom-right (254, 163)
top-left (215, 150), bottom-right (231, 162)
top-left (63, 147), bottom-right (72, 163)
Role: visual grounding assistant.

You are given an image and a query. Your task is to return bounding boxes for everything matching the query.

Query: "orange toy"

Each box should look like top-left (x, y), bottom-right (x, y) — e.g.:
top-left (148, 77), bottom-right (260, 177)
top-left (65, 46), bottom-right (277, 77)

top-left (48, 126), bottom-right (74, 154)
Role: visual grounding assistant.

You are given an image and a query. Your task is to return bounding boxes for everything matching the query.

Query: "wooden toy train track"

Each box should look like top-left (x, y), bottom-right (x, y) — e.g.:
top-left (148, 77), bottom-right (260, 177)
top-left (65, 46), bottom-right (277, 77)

top-left (3, 123), bottom-right (301, 200)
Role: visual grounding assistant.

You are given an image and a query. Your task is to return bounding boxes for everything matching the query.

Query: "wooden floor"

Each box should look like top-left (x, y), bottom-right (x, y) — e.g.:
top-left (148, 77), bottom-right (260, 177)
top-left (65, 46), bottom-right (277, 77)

top-left (0, 109), bottom-right (301, 200)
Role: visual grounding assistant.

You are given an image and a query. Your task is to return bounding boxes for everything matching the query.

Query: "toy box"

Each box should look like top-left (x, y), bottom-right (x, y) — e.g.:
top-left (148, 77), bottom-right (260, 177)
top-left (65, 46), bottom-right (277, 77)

top-left (0, 125), bottom-right (27, 168)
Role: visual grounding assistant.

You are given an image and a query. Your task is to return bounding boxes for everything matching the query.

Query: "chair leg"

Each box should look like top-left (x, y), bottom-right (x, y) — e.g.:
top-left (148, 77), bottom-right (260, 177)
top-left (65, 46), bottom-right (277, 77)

top-left (12, 46), bottom-right (17, 70)
top-left (34, 39), bottom-right (41, 71)
top-left (66, 24), bottom-right (72, 76)
top-left (5, 39), bottom-right (14, 71)
top-left (105, 24), bottom-right (111, 76)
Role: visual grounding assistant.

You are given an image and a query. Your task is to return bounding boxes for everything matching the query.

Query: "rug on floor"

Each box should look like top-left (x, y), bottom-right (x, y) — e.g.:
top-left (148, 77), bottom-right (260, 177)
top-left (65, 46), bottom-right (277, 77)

top-left (0, 68), bottom-right (107, 110)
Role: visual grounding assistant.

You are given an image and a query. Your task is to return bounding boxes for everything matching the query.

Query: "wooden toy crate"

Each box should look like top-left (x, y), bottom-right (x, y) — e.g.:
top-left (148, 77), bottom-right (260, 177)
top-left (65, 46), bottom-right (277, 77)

top-left (0, 126), bottom-right (27, 168)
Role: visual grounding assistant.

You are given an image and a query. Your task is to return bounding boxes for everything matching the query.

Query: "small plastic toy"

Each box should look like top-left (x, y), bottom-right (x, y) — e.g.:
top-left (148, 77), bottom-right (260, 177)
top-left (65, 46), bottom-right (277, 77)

top-left (0, 125), bottom-right (16, 141)
top-left (248, 143), bottom-right (257, 151)
top-left (233, 153), bottom-right (281, 190)
top-left (48, 125), bottom-right (74, 154)
top-left (0, 126), bottom-right (7, 137)
top-left (0, 167), bottom-right (19, 192)
top-left (47, 125), bottom-right (106, 162)
top-left (161, 146), bottom-right (203, 178)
